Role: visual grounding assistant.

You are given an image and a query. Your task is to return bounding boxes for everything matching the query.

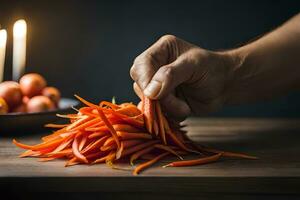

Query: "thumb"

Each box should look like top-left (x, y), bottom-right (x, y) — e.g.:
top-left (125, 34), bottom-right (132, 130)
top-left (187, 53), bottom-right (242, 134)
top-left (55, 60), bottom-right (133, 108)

top-left (143, 55), bottom-right (196, 99)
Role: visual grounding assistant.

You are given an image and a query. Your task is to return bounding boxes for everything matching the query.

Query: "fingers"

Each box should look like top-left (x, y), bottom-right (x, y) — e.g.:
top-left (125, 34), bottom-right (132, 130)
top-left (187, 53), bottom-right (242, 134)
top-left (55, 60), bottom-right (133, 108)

top-left (133, 82), bottom-right (143, 99)
top-left (144, 54), bottom-right (197, 99)
top-left (130, 35), bottom-right (178, 90)
top-left (160, 93), bottom-right (191, 119)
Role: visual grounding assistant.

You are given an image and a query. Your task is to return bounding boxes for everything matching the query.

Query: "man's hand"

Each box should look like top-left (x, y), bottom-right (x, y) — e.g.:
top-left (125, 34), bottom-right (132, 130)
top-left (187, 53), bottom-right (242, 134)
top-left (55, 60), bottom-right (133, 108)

top-left (130, 35), bottom-right (236, 119)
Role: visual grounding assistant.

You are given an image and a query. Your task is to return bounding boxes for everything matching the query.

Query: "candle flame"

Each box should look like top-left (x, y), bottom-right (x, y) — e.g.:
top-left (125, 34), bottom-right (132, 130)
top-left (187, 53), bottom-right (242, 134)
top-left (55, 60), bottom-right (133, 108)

top-left (0, 29), bottom-right (7, 48)
top-left (13, 19), bottom-right (27, 38)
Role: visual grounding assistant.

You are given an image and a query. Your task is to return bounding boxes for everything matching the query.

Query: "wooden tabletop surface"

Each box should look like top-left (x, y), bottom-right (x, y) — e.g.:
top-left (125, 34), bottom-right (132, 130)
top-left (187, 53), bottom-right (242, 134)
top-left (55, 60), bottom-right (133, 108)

top-left (1, 118), bottom-right (300, 195)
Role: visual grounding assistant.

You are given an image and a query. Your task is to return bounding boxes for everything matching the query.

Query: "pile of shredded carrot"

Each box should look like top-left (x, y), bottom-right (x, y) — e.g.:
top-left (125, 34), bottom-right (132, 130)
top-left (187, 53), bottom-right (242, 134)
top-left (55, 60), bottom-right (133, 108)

top-left (13, 95), bottom-right (257, 175)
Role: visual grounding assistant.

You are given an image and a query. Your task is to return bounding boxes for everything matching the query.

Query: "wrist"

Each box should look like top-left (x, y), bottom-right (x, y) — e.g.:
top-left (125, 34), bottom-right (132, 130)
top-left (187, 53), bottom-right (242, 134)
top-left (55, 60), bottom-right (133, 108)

top-left (216, 47), bottom-right (253, 105)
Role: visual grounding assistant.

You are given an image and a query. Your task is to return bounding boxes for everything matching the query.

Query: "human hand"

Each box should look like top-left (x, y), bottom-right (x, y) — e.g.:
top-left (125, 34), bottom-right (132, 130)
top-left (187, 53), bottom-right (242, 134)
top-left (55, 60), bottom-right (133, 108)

top-left (130, 35), bottom-right (237, 119)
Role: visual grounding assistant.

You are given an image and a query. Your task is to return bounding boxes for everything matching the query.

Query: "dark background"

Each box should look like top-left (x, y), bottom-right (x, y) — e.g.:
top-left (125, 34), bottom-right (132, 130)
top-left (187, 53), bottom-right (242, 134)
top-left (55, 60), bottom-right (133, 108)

top-left (0, 0), bottom-right (300, 117)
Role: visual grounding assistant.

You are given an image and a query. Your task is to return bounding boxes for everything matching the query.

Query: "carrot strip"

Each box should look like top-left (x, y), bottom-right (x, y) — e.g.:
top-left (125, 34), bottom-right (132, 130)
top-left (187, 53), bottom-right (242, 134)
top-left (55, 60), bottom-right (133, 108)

top-left (200, 147), bottom-right (258, 159)
top-left (74, 94), bottom-right (100, 108)
top-left (113, 124), bottom-right (141, 132)
top-left (116, 131), bottom-right (152, 140)
top-left (101, 139), bottom-right (144, 151)
top-left (19, 150), bottom-right (40, 158)
top-left (133, 152), bottom-right (169, 175)
top-left (93, 152), bottom-right (115, 164)
top-left (97, 108), bottom-right (120, 149)
top-left (143, 97), bottom-right (154, 134)
top-left (45, 124), bottom-right (69, 128)
top-left (121, 140), bottom-right (159, 158)
top-left (116, 141), bottom-right (124, 159)
top-left (100, 101), bottom-right (120, 109)
top-left (72, 136), bottom-right (88, 163)
top-left (66, 115), bottom-right (91, 131)
top-left (65, 157), bottom-right (80, 167)
top-left (47, 148), bottom-right (72, 157)
top-left (155, 101), bottom-right (167, 144)
top-left (56, 114), bottom-right (80, 119)
top-left (163, 153), bottom-right (222, 167)
top-left (13, 138), bottom-right (64, 151)
top-left (130, 146), bottom-right (155, 165)
top-left (88, 131), bottom-right (108, 139)
top-left (116, 104), bottom-right (141, 117)
top-left (72, 117), bottom-right (101, 131)
top-left (79, 135), bottom-right (88, 151)
top-left (81, 136), bottom-right (109, 154)
top-left (51, 137), bottom-right (73, 153)
top-left (154, 144), bottom-right (183, 160)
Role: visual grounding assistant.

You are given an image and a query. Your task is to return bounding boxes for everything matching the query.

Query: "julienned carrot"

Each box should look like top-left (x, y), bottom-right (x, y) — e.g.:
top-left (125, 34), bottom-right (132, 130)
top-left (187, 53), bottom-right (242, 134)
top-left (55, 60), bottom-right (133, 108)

top-left (113, 124), bottom-right (141, 132)
top-left (155, 101), bottom-right (166, 144)
top-left (13, 137), bottom-right (65, 151)
top-left (163, 153), bottom-right (223, 167)
top-left (100, 101), bottom-right (120, 110)
top-left (44, 123), bottom-right (69, 128)
top-left (116, 131), bottom-right (152, 140)
top-left (133, 152), bottom-right (170, 175)
top-left (81, 136), bottom-right (109, 154)
top-left (143, 97), bottom-right (154, 133)
top-left (14, 95), bottom-right (256, 175)
top-left (130, 146), bottom-right (155, 165)
top-left (66, 115), bottom-right (92, 131)
top-left (154, 144), bottom-right (183, 160)
top-left (97, 108), bottom-right (121, 149)
top-left (121, 140), bottom-right (160, 158)
top-left (72, 136), bottom-right (88, 163)
top-left (79, 135), bottom-right (88, 151)
top-left (88, 131), bottom-right (107, 139)
top-left (100, 139), bottom-right (144, 151)
top-left (201, 147), bottom-right (258, 160)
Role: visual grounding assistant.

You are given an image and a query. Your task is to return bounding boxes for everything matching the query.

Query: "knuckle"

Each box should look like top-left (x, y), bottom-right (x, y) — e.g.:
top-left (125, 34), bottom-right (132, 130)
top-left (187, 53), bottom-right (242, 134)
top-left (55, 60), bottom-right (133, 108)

top-left (159, 34), bottom-right (177, 44)
top-left (133, 55), bottom-right (143, 65)
top-left (130, 65), bottom-right (138, 80)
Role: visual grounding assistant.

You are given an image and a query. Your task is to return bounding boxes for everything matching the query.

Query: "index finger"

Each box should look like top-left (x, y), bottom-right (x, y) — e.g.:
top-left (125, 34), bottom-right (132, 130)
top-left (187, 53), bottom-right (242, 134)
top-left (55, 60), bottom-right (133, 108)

top-left (130, 35), bottom-right (177, 90)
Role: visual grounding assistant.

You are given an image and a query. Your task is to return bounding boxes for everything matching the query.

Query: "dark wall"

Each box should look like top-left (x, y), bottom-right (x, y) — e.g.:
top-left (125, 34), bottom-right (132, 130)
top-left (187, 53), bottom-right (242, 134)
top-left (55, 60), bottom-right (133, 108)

top-left (0, 0), bottom-right (300, 117)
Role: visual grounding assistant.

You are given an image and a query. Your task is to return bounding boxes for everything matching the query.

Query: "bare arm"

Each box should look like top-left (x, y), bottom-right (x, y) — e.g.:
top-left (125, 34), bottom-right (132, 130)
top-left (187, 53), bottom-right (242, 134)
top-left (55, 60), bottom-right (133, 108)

top-left (227, 13), bottom-right (300, 104)
top-left (130, 14), bottom-right (300, 119)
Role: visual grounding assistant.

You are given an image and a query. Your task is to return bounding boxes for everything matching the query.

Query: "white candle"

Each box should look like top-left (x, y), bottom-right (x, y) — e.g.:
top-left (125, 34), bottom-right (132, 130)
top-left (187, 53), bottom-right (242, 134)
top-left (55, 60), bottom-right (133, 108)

top-left (13, 19), bottom-right (27, 81)
top-left (0, 29), bottom-right (7, 83)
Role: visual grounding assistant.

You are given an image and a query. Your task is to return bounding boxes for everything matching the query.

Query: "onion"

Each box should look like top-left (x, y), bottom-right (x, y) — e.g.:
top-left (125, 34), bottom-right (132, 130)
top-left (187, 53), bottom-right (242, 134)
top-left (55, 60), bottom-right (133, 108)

top-left (42, 87), bottom-right (61, 105)
top-left (27, 96), bottom-right (55, 113)
top-left (19, 73), bottom-right (47, 97)
top-left (0, 81), bottom-right (23, 108)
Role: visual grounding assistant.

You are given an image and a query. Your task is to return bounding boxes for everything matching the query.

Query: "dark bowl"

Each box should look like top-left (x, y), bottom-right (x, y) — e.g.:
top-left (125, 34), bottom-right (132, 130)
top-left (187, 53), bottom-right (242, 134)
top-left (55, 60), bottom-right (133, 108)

top-left (0, 98), bottom-right (79, 136)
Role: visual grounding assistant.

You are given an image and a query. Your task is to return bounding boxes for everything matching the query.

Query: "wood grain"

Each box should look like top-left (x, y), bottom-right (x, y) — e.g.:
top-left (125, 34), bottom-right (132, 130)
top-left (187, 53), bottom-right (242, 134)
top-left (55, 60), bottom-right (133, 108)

top-left (1, 118), bottom-right (300, 194)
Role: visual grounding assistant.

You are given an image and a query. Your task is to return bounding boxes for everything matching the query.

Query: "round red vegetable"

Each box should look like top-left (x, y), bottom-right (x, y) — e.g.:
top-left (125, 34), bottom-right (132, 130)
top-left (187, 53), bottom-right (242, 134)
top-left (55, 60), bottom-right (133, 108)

top-left (27, 96), bottom-right (55, 113)
top-left (0, 81), bottom-right (23, 108)
top-left (0, 97), bottom-right (9, 114)
top-left (42, 87), bottom-right (61, 105)
top-left (19, 73), bottom-right (47, 97)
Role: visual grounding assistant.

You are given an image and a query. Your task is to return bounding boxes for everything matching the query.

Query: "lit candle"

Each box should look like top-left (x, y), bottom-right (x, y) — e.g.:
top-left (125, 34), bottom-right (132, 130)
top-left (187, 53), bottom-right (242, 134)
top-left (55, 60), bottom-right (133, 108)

top-left (13, 19), bottom-right (27, 81)
top-left (0, 29), bottom-right (7, 83)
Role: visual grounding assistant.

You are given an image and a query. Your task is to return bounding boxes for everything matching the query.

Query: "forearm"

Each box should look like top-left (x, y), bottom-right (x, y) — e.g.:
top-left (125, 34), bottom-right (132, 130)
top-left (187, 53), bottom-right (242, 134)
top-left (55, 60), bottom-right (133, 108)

top-left (226, 14), bottom-right (300, 104)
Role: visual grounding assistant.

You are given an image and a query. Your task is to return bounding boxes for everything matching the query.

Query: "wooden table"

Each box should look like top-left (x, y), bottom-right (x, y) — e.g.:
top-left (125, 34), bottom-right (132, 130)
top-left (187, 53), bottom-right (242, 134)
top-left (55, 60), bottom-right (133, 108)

top-left (1, 118), bottom-right (300, 199)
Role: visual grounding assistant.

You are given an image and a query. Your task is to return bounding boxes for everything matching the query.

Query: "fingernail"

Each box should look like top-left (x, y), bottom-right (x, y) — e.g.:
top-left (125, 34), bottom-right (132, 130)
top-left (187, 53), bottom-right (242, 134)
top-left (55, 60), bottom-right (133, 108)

top-left (144, 80), bottom-right (162, 98)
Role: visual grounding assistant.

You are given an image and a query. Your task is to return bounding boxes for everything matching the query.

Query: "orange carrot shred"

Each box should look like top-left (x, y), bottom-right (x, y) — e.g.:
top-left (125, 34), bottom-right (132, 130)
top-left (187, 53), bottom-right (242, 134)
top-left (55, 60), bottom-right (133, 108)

top-left (133, 152), bottom-right (169, 175)
top-left (13, 94), bottom-right (256, 175)
top-left (97, 108), bottom-right (121, 149)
